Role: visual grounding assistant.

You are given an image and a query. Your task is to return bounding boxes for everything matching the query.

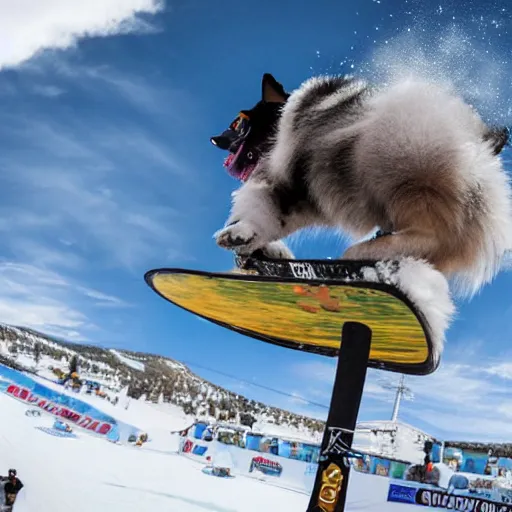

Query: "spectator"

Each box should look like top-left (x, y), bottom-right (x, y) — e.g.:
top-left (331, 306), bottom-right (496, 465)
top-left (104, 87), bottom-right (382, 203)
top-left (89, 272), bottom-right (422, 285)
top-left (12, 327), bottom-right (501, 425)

top-left (1, 469), bottom-right (24, 507)
top-left (464, 458), bottom-right (476, 473)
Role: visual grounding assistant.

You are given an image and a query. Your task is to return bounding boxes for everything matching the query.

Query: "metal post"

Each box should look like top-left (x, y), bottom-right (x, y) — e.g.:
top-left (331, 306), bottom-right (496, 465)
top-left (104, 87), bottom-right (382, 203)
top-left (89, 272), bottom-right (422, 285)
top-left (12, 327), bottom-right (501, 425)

top-left (306, 322), bottom-right (372, 512)
top-left (391, 374), bottom-right (404, 423)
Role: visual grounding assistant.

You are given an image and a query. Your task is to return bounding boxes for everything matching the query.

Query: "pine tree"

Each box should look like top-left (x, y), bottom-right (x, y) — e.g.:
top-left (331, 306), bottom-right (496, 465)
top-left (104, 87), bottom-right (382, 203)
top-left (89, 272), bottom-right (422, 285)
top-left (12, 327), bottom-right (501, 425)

top-left (69, 355), bottom-right (79, 374)
top-left (34, 342), bottom-right (42, 366)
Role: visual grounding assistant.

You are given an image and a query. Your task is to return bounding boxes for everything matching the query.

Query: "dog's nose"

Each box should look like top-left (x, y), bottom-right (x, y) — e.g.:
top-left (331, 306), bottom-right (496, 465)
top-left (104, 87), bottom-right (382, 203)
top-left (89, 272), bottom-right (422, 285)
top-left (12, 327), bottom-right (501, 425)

top-left (211, 129), bottom-right (238, 150)
top-left (210, 136), bottom-right (230, 150)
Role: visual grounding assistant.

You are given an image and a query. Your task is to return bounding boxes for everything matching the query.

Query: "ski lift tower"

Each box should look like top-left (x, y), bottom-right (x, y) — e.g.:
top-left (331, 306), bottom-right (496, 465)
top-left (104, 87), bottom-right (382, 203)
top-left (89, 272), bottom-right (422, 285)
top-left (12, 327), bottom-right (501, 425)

top-left (381, 374), bottom-right (414, 422)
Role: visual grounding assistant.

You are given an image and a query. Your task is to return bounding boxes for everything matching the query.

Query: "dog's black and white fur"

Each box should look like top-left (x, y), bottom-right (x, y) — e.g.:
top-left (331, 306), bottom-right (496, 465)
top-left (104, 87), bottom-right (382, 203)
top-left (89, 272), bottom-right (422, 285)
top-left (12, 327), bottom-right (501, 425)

top-left (212, 73), bottom-right (512, 296)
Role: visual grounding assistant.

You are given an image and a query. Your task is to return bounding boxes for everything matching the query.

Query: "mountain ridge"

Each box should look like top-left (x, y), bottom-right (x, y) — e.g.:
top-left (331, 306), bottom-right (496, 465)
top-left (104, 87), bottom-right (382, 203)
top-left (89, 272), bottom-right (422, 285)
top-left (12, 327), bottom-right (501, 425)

top-left (0, 323), bottom-right (325, 439)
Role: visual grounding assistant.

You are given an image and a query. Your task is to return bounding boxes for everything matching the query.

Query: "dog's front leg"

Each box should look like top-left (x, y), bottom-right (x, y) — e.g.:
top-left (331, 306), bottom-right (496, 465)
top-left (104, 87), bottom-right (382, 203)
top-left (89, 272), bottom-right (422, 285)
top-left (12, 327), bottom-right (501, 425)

top-left (215, 179), bottom-right (287, 256)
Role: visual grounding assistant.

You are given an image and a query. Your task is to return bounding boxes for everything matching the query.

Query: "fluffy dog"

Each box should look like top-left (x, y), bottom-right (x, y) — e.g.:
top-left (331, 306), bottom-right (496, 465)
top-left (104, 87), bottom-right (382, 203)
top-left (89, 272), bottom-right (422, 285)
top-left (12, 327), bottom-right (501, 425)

top-left (211, 73), bottom-right (511, 296)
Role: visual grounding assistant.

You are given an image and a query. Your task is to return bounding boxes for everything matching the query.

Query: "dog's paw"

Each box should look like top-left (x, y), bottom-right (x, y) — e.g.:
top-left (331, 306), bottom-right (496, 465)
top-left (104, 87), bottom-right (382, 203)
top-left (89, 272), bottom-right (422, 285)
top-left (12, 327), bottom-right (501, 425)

top-left (259, 240), bottom-right (295, 260)
top-left (215, 221), bottom-right (261, 254)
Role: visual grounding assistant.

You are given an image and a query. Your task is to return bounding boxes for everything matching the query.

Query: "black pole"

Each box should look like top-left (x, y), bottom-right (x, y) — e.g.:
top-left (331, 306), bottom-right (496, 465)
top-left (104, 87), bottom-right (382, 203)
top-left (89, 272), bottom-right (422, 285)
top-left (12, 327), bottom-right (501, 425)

top-left (307, 321), bottom-right (372, 512)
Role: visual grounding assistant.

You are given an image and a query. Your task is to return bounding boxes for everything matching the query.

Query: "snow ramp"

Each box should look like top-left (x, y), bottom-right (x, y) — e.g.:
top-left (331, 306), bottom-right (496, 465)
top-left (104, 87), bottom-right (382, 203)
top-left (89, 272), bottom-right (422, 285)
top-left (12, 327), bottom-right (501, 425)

top-left (0, 363), bottom-right (142, 443)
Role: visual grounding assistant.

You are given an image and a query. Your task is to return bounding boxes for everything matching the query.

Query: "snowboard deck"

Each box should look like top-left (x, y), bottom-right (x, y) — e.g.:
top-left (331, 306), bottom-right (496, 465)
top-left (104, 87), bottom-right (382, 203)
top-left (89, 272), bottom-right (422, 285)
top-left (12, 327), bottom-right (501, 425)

top-left (145, 258), bottom-right (435, 375)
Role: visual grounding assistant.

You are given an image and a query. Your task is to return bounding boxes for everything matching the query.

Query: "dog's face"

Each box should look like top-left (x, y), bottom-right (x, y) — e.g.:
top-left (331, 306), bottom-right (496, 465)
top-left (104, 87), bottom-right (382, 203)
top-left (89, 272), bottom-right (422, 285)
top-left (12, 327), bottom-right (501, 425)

top-left (211, 73), bottom-right (289, 181)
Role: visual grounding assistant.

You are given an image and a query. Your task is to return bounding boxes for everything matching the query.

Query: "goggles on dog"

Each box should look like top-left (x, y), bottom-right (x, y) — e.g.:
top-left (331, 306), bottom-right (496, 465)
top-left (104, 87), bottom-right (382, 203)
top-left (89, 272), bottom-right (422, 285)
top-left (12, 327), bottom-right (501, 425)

top-left (210, 112), bottom-right (251, 151)
top-left (229, 112), bottom-right (251, 138)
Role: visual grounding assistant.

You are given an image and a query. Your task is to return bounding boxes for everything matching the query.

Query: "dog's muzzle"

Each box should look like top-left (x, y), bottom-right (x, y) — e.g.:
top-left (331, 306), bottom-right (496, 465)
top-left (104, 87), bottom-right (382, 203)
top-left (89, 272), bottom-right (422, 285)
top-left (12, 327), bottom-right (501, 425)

top-left (211, 113), bottom-right (258, 181)
top-left (211, 112), bottom-right (251, 152)
top-left (210, 129), bottom-right (239, 151)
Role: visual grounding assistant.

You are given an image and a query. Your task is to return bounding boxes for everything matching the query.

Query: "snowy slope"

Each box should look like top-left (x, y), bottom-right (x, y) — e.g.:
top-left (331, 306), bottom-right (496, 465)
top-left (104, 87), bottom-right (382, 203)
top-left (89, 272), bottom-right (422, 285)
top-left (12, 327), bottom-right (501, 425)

top-left (0, 391), bottom-right (436, 512)
top-left (0, 322), bottom-right (439, 462)
top-left (110, 349), bottom-right (146, 372)
top-left (0, 323), bottom-right (325, 441)
top-left (0, 392), bottom-right (306, 512)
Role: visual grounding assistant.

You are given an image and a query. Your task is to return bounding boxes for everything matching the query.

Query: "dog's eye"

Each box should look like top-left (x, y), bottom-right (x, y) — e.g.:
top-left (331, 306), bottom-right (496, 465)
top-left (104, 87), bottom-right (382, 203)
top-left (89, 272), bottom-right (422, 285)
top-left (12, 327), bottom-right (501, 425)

top-left (247, 151), bottom-right (253, 160)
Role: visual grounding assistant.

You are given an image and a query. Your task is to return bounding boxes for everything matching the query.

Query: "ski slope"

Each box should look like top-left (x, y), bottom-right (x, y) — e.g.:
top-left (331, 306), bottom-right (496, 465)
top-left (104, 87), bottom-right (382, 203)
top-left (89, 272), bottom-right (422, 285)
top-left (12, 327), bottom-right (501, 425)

top-left (0, 389), bottom-right (439, 512)
top-left (109, 350), bottom-right (146, 372)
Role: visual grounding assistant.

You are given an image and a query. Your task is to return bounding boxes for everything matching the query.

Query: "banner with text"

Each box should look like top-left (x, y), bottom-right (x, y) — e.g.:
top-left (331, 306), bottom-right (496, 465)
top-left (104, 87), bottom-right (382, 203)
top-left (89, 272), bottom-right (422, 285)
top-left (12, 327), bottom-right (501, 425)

top-left (0, 363), bottom-right (142, 443)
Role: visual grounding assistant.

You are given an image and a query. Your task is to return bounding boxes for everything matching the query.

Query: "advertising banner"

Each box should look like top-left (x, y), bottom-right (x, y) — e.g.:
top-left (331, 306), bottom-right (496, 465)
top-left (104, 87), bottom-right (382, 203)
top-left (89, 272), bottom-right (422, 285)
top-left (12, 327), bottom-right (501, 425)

top-left (6, 383), bottom-right (114, 435)
top-left (0, 363), bottom-right (141, 443)
top-left (388, 483), bottom-right (512, 512)
top-left (386, 442), bottom-right (512, 512)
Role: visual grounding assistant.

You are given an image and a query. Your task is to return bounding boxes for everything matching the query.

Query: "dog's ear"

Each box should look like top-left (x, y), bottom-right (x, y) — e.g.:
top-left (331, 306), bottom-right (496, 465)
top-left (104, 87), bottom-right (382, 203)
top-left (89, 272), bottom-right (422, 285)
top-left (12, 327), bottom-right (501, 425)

top-left (262, 73), bottom-right (288, 103)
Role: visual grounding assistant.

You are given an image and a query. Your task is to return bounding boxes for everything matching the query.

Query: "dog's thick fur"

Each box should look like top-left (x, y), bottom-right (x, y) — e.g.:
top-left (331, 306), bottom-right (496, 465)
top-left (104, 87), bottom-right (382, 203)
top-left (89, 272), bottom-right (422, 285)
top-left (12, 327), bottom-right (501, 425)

top-left (214, 74), bottom-right (512, 296)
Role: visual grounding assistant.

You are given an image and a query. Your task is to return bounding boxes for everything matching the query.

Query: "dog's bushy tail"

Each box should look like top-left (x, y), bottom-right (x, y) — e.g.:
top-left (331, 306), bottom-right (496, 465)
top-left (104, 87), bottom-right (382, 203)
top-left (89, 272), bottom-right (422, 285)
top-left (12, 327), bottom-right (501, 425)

top-left (450, 143), bottom-right (512, 298)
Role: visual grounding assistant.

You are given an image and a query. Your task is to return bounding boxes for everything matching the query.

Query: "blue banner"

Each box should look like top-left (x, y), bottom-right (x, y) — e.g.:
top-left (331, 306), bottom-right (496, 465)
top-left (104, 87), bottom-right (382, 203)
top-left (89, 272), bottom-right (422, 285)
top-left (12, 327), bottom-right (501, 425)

top-left (0, 363), bottom-right (142, 443)
top-left (387, 483), bottom-right (418, 505)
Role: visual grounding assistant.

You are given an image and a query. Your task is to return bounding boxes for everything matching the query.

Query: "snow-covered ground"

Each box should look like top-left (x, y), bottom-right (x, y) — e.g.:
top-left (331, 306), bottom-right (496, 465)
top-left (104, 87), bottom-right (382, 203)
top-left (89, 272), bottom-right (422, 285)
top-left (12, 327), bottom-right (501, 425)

top-left (1, 333), bottom-right (326, 444)
top-left (9, 352), bottom-right (119, 392)
top-left (0, 383), bottom-right (437, 512)
top-left (109, 350), bottom-right (146, 372)
top-left (250, 420), bottom-right (323, 444)
top-left (24, 373), bottom-right (194, 448)
top-left (20, 349), bottom-right (324, 444)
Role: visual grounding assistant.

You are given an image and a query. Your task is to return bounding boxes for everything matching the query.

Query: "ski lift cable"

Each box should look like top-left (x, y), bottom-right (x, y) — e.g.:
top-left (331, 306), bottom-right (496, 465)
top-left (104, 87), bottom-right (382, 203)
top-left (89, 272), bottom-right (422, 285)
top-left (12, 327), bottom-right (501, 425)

top-left (179, 358), bottom-right (330, 410)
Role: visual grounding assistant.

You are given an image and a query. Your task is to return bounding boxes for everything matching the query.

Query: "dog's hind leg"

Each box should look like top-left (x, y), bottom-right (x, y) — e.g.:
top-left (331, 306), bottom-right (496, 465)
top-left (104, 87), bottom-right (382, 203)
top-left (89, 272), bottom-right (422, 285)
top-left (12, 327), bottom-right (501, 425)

top-left (342, 226), bottom-right (473, 277)
top-left (342, 229), bottom-right (444, 266)
top-left (342, 168), bottom-right (479, 275)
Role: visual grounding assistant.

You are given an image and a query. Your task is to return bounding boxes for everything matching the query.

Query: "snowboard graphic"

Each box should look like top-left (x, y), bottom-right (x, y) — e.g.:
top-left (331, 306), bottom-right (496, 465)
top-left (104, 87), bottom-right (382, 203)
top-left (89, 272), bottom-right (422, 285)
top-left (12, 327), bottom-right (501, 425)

top-left (145, 258), bottom-right (434, 375)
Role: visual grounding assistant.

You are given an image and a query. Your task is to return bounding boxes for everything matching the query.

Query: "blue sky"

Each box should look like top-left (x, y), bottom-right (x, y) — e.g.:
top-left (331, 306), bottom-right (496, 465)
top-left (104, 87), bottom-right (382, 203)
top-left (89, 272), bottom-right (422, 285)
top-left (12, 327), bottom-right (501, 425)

top-left (0, 0), bottom-right (511, 443)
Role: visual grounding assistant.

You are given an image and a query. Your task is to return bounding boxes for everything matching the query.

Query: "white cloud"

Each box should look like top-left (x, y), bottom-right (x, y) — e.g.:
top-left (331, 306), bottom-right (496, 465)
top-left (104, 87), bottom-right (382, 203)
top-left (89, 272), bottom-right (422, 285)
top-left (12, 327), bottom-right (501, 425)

top-left (0, 116), bottom-right (189, 271)
top-left (76, 287), bottom-right (129, 307)
top-left (0, 264), bottom-right (85, 338)
top-left (0, 0), bottom-right (165, 70)
top-left (93, 71), bottom-right (172, 115)
top-left (291, 357), bottom-right (512, 441)
top-left (291, 359), bottom-right (400, 401)
top-left (293, 359), bottom-right (336, 384)
top-left (9, 238), bottom-right (84, 270)
top-left (0, 262), bottom-right (129, 340)
top-left (406, 363), bottom-right (508, 406)
top-left (0, 17), bottom-right (200, 272)
top-left (24, 56), bottom-right (200, 123)
top-left (31, 84), bottom-right (65, 98)
top-left (0, 0), bottom-right (200, 349)
top-left (485, 362), bottom-right (512, 380)
top-left (368, 363), bottom-right (512, 440)
top-left (363, 380), bottom-right (396, 400)
top-left (288, 391), bottom-right (313, 406)
top-left (0, 211), bottom-right (61, 232)
top-left (411, 406), bottom-right (512, 441)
